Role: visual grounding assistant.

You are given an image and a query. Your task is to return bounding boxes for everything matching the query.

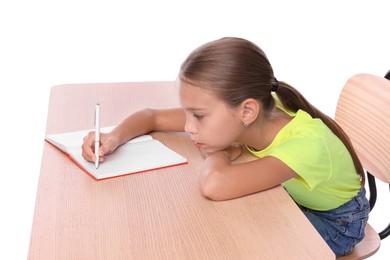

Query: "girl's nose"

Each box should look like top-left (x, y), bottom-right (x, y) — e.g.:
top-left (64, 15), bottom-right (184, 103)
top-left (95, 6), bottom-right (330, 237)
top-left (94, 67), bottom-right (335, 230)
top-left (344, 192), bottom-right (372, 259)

top-left (184, 120), bottom-right (197, 135)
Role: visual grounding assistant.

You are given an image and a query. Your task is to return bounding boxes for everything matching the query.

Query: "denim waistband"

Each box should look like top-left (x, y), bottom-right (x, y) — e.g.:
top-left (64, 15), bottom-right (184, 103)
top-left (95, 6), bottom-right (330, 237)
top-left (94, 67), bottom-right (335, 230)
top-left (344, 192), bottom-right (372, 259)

top-left (299, 188), bottom-right (369, 222)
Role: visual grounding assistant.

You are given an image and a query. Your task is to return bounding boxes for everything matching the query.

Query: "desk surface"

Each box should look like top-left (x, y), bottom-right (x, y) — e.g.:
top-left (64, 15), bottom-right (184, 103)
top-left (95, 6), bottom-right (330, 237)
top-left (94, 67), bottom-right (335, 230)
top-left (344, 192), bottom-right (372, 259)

top-left (28, 82), bottom-right (334, 259)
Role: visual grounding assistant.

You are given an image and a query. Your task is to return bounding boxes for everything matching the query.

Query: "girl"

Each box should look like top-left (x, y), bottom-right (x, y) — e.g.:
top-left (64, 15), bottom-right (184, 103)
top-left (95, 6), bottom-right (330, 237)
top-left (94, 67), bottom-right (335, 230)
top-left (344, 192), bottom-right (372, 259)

top-left (82, 37), bottom-right (369, 257)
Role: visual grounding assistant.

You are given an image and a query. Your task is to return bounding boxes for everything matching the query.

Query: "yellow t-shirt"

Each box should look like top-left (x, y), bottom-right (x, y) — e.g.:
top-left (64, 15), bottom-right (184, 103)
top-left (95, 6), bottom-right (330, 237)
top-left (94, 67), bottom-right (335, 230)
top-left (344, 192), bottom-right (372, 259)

top-left (246, 107), bottom-right (361, 211)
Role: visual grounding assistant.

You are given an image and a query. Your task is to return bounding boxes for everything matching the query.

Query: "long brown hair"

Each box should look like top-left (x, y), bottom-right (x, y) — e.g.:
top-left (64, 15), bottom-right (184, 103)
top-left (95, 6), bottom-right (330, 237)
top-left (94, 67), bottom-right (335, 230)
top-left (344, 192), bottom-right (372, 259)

top-left (179, 37), bottom-right (364, 185)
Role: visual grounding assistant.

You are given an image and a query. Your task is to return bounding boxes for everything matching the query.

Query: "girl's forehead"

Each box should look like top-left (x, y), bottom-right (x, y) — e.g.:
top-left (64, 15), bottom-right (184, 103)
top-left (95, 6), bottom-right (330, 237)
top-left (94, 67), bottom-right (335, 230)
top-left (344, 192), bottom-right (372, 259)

top-left (178, 81), bottom-right (222, 109)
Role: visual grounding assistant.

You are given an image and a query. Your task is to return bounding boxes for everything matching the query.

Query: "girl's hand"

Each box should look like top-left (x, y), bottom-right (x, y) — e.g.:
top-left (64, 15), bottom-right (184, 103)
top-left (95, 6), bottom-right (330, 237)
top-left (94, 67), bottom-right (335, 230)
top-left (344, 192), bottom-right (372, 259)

top-left (81, 131), bottom-right (121, 163)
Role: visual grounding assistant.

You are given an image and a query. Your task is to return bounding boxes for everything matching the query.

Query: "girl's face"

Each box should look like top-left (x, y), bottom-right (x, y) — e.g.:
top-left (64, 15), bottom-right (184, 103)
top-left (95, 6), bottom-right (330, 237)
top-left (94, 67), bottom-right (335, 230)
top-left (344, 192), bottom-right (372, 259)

top-left (179, 80), bottom-right (244, 154)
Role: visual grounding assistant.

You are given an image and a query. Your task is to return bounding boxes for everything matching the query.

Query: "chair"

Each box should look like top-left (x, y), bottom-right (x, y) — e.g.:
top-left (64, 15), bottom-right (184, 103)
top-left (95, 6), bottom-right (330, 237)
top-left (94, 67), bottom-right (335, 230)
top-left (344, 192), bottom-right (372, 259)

top-left (335, 72), bottom-right (390, 259)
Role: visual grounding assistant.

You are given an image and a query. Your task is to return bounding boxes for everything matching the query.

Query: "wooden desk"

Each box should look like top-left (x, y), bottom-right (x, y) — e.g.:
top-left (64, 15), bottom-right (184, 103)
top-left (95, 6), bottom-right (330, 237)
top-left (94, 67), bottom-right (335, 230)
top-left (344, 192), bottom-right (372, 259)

top-left (29, 82), bottom-right (335, 259)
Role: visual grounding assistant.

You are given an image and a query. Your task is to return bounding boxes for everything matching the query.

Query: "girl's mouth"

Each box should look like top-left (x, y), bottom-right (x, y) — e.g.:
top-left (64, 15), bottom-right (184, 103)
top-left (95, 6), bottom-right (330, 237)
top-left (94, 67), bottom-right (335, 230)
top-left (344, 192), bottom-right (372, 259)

top-left (194, 141), bottom-right (204, 149)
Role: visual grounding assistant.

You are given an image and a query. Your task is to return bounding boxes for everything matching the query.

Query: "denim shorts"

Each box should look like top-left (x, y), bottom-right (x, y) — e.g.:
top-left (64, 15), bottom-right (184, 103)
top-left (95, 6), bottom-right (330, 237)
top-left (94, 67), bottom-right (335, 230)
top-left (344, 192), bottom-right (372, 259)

top-left (297, 188), bottom-right (369, 257)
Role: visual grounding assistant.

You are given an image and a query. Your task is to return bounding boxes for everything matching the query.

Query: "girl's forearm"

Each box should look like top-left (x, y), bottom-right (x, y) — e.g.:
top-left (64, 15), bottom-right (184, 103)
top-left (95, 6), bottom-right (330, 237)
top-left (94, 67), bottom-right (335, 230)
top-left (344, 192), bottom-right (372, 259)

top-left (110, 108), bottom-right (186, 146)
top-left (110, 109), bottom-right (157, 145)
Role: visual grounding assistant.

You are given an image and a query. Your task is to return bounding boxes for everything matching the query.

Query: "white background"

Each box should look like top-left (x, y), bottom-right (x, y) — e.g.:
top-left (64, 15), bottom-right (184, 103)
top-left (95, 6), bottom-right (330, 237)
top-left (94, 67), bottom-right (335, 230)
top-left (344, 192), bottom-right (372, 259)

top-left (1, 1), bottom-right (389, 259)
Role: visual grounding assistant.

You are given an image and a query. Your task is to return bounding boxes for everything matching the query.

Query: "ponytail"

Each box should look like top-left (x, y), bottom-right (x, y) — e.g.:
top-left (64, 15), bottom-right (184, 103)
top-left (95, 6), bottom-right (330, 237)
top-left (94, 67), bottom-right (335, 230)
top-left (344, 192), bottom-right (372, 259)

top-left (275, 81), bottom-right (365, 186)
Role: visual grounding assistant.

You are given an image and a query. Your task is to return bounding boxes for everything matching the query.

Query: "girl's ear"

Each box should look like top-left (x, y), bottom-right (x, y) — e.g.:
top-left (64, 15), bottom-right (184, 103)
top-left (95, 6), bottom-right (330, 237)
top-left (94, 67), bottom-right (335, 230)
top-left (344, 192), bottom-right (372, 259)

top-left (241, 98), bottom-right (260, 125)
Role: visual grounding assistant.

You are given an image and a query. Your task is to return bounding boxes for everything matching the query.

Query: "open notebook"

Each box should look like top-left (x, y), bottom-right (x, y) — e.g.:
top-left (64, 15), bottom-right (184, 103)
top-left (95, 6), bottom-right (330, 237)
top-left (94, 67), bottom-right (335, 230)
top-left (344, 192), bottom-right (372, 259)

top-left (45, 126), bottom-right (188, 180)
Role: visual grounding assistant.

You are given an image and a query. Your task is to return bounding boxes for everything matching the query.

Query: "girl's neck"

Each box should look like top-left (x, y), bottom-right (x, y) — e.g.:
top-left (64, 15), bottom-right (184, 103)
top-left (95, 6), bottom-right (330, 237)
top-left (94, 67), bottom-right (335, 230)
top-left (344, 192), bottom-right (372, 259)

top-left (242, 108), bottom-right (292, 151)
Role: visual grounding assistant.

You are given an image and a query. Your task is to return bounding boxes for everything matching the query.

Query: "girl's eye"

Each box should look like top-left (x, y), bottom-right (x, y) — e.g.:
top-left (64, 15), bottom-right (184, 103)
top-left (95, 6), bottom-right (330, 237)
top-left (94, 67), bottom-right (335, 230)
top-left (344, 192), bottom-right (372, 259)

top-left (193, 114), bottom-right (204, 120)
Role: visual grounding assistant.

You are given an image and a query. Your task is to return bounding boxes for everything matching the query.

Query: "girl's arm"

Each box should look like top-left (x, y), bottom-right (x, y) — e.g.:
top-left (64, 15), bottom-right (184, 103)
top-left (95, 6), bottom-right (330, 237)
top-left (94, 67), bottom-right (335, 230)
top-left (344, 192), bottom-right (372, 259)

top-left (111, 108), bottom-right (186, 144)
top-left (199, 151), bottom-right (298, 201)
top-left (82, 108), bottom-right (186, 163)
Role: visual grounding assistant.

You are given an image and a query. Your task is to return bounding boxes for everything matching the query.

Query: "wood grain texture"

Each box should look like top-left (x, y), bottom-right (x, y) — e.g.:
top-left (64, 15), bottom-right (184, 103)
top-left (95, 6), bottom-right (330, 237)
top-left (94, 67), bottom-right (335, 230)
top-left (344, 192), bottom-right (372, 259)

top-left (336, 74), bottom-right (390, 183)
top-left (29, 81), bottom-right (334, 259)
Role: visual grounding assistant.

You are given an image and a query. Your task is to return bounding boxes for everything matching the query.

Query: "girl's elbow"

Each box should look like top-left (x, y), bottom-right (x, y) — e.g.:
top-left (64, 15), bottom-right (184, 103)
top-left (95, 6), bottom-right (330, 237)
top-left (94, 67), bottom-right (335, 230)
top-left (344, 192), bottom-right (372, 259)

top-left (200, 183), bottom-right (219, 201)
top-left (199, 170), bottom-right (227, 201)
